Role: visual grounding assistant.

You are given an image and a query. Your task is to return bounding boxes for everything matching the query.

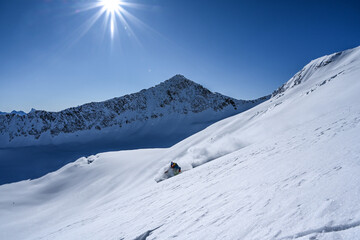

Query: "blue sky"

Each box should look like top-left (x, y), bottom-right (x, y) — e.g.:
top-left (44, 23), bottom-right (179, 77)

top-left (0, 0), bottom-right (359, 112)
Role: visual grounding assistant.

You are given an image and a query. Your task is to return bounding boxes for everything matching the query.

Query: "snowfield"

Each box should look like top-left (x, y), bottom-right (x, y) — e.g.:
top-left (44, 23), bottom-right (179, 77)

top-left (1, 46), bottom-right (360, 240)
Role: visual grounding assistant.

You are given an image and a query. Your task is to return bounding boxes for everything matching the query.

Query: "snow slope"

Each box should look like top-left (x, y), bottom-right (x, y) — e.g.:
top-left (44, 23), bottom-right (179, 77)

top-left (1, 46), bottom-right (360, 240)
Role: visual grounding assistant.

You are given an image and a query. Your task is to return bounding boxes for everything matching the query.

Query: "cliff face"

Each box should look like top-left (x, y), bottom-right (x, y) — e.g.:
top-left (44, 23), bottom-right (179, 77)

top-left (0, 75), bottom-right (269, 147)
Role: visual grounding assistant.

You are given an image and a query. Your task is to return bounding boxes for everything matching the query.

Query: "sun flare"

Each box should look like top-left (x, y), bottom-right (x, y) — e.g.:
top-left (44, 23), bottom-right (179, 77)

top-left (75, 0), bottom-right (147, 42)
top-left (101, 0), bottom-right (121, 13)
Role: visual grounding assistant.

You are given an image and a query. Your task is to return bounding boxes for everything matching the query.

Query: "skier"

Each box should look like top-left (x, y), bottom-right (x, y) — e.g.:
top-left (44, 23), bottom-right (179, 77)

top-left (165, 161), bottom-right (181, 176)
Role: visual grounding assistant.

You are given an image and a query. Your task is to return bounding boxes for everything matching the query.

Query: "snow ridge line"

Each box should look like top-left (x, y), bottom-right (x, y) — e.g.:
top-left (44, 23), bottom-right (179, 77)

top-left (279, 220), bottom-right (360, 239)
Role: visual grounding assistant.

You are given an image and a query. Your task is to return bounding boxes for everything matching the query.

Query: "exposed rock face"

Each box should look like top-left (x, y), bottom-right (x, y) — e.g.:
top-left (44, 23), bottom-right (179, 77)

top-left (0, 75), bottom-right (269, 146)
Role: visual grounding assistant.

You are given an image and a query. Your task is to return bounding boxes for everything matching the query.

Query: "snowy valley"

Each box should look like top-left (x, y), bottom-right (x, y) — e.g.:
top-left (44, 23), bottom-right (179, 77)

top-left (1, 46), bottom-right (360, 240)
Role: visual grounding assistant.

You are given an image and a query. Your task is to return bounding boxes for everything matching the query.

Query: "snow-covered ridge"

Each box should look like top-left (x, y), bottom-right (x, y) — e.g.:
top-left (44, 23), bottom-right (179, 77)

top-left (0, 108), bottom-right (36, 116)
top-left (0, 110), bottom-right (27, 116)
top-left (0, 74), bottom-right (269, 147)
top-left (272, 46), bottom-right (360, 98)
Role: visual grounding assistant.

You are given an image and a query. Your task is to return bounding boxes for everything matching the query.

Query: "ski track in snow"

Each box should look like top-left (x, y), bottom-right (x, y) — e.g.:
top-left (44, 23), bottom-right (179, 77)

top-left (280, 219), bottom-right (360, 239)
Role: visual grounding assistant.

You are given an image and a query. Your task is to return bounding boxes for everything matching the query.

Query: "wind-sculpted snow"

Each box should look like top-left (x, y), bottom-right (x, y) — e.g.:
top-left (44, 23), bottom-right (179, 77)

top-left (0, 75), bottom-right (268, 147)
top-left (1, 46), bottom-right (360, 240)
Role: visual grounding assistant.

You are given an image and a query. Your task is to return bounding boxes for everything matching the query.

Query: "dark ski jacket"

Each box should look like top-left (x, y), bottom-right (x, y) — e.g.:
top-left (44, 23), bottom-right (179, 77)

top-left (170, 162), bottom-right (181, 173)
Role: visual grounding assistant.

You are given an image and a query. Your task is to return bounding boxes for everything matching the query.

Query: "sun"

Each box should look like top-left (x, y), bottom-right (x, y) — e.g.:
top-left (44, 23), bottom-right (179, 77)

top-left (75, 0), bottom-right (147, 42)
top-left (101, 0), bottom-right (121, 13)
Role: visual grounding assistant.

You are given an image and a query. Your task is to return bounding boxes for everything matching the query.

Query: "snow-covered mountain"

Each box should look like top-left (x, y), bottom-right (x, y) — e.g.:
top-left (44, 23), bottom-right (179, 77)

top-left (0, 74), bottom-right (268, 148)
top-left (1, 46), bottom-right (360, 240)
top-left (0, 110), bottom-right (27, 116)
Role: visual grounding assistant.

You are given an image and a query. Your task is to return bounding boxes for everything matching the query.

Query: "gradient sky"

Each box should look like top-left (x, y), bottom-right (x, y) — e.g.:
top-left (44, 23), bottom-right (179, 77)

top-left (0, 0), bottom-right (359, 112)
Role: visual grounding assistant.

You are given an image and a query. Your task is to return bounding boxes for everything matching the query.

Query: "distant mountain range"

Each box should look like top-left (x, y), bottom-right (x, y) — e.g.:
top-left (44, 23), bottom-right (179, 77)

top-left (0, 74), bottom-right (269, 148)
top-left (0, 108), bottom-right (37, 116)
top-left (0, 110), bottom-right (27, 116)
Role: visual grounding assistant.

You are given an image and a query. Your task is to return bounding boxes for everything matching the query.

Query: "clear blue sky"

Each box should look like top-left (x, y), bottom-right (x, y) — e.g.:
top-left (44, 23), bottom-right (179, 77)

top-left (0, 0), bottom-right (359, 112)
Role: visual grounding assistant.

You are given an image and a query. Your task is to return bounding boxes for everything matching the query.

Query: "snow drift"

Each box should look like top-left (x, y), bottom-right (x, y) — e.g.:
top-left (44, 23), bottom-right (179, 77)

top-left (1, 46), bottom-right (360, 240)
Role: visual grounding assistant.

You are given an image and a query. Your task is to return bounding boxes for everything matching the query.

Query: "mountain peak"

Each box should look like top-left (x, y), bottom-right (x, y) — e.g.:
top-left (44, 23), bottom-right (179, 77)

top-left (162, 74), bottom-right (195, 86)
top-left (156, 74), bottom-right (206, 93)
top-left (168, 74), bottom-right (188, 81)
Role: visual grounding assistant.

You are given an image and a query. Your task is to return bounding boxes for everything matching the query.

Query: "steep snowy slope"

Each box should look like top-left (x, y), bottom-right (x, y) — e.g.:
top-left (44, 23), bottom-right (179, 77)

top-left (1, 46), bottom-right (360, 240)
